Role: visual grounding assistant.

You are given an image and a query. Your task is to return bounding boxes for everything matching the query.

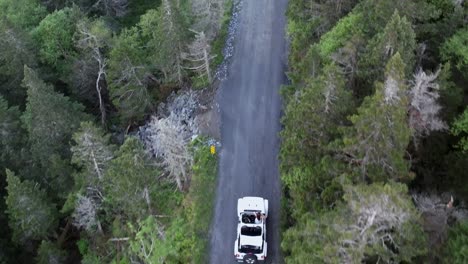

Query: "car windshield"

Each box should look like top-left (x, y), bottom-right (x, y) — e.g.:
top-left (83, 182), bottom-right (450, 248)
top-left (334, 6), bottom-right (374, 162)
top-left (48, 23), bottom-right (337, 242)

top-left (239, 245), bottom-right (262, 254)
top-left (241, 225), bottom-right (262, 236)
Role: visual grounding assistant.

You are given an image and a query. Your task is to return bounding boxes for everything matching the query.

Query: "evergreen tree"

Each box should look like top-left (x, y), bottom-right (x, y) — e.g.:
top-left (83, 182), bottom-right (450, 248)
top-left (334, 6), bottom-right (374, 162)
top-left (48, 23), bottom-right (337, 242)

top-left (139, 0), bottom-right (190, 84)
top-left (21, 66), bottom-right (88, 195)
top-left (108, 27), bottom-right (152, 126)
top-left (280, 64), bottom-right (354, 214)
top-left (0, 96), bottom-right (27, 173)
top-left (5, 169), bottom-right (57, 245)
top-left (36, 240), bottom-right (67, 264)
top-left (0, 20), bottom-right (37, 105)
top-left (103, 137), bottom-right (158, 220)
top-left (343, 53), bottom-right (411, 182)
top-left (281, 63), bottom-right (353, 169)
top-left (282, 181), bottom-right (427, 263)
top-left (359, 10), bottom-right (416, 86)
top-left (0, 0), bottom-right (47, 30)
top-left (357, 0), bottom-right (431, 35)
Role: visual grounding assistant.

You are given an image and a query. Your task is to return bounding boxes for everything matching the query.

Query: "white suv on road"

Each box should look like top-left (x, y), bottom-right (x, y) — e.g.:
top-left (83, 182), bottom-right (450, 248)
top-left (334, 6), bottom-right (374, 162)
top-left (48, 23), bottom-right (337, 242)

top-left (234, 196), bottom-right (268, 263)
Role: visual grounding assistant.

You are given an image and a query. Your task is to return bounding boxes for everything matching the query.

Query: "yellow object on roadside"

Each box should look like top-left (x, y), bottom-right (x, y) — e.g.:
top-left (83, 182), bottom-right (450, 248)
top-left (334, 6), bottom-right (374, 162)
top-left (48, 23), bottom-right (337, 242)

top-left (210, 145), bottom-right (216, 155)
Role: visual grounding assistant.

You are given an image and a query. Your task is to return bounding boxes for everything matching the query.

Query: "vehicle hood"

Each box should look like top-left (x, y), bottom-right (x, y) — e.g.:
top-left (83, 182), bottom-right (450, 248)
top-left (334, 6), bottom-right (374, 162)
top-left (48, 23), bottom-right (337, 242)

top-left (238, 197), bottom-right (266, 213)
top-left (240, 235), bottom-right (263, 247)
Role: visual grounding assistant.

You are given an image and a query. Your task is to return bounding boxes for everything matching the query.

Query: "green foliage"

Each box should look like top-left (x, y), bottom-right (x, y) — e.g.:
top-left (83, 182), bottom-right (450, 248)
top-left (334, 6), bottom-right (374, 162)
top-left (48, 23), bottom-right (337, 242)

top-left (103, 137), bottom-right (158, 220)
top-left (139, 1), bottom-right (190, 84)
top-left (0, 96), bottom-right (27, 173)
top-left (343, 53), bottom-right (411, 182)
top-left (283, 0), bottom-right (467, 262)
top-left (286, 18), bottom-right (320, 73)
top-left (0, 0), bottom-right (228, 262)
top-left (21, 66), bottom-right (88, 195)
top-left (0, 0), bottom-right (47, 30)
top-left (5, 170), bottom-right (58, 245)
top-left (0, 21), bottom-right (37, 105)
top-left (282, 181), bottom-right (427, 263)
top-left (210, 0), bottom-right (233, 69)
top-left (183, 139), bottom-right (218, 263)
top-left (286, 0), bottom-right (359, 68)
top-left (117, 0), bottom-right (161, 27)
top-left (32, 6), bottom-right (82, 70)
top-left (357, 0), bottom-right (433, 35)
top-left (281, 64), bottom-right (353, 169)
top-left (128, 215), bottom-right (175, 263)
top-left (452, 108), bottom-right (468, 152)
top-left (36, 240), bottom-right (67, 264)
top-left (280, 63), bottom-right (354, 214)
top-left (441, 28), bottom-right (468, 75)
top-left (318, 12), bottom-right (364, 58)
top-left (359, 10), bottom-right (416, 85)
top-left (443, 221), bottom-right (468, 264)
top-left (108, 27), bottom-right (152, 125)
top-left (118, 138), bottom-right (217, 264)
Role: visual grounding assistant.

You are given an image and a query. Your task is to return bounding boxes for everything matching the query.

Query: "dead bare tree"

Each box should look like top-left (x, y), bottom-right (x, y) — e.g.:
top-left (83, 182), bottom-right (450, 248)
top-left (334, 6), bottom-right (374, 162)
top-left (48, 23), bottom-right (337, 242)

top-left (73, 194), bottom-right (103, 233)
top-left (323, 72), bottom-right (339, 114)
top-left (191, 0), bottom-right (226, 39)
top-left (76, 19), bottom-right (111, 127)
top-left (183, 30), bottom-right (215, 83)
top-left (412, 192), bottom-right (468, 260)
top-left (147, 114), bottom-right (193, 191)
top-left (409, 68), bottom-right (447, 141)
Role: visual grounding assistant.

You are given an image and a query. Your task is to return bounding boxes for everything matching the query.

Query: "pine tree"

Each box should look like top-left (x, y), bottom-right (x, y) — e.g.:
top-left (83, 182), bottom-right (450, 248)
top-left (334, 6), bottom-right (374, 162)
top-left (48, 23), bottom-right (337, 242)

top-left (359, 10), bottom-right (416, 85)
top-left (282, 181), bottom-right (427, 263)
top-left (108, 27), bottom-right (152, 126)
top-left (0, 96), bottom-right (27, 173)
top-left (139, 0), bottom-right (191, 84)
top-left (343, 53), bottom-right (411, 182)
top-left (5, 169), bottom-right (57, 245)
top-left (0, 21), bottom-right (37, 105)
top-left (280, 63), bottom-right (354, 214)
top-left (36, 240), bottom-right (67, 264)
top-left (281, 63), bottom-right (353, 171)
top-left (21, 66), bottom-right (88, 194)
top-left (103, 137), bottom-right (158, 220)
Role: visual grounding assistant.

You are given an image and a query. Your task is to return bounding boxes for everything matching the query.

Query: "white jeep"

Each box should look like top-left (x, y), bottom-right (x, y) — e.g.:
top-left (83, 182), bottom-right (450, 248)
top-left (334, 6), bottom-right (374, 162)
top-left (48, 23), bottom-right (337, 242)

top-left (234, 196), bottom-right (268, 263)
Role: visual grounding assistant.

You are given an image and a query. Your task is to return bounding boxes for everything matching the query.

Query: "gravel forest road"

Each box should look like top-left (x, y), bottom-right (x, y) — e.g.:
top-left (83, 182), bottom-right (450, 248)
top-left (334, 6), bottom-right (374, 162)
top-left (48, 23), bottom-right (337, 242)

top-left (209, 0), bottom-right (288, 262)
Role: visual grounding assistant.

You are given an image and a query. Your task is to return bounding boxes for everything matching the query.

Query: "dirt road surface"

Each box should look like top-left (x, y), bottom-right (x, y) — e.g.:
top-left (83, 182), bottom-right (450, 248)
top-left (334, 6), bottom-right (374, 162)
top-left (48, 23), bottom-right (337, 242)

top-left (209, 0), bottom-right (288, 262)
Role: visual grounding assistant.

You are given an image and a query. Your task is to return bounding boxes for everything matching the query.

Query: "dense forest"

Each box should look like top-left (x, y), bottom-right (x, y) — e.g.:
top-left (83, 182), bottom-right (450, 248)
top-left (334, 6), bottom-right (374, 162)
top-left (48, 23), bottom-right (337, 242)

top-left (0, 0), bottom-right (227, 262)
top-left (280, 0), bottom-right (468, 263)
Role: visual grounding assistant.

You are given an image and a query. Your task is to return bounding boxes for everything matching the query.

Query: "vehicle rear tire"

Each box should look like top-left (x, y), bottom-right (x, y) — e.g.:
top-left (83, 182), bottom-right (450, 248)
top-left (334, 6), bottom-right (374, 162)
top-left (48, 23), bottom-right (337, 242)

top-left (243, 254), bottom-right (258, 264)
